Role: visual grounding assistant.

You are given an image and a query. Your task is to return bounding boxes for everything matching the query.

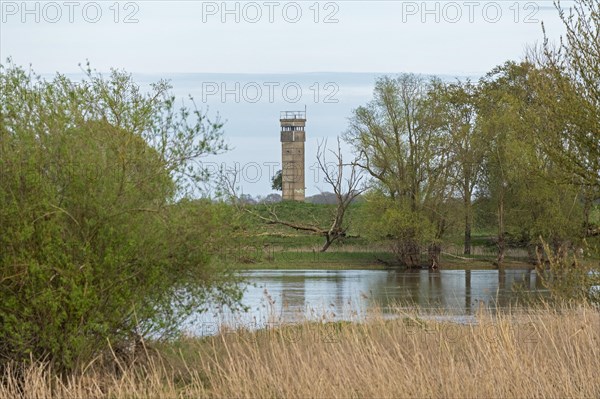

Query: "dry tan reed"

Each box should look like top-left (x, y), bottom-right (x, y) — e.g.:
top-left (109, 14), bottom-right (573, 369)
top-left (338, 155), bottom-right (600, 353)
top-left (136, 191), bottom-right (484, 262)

top-left (2, 304), bottom-right (599, 399)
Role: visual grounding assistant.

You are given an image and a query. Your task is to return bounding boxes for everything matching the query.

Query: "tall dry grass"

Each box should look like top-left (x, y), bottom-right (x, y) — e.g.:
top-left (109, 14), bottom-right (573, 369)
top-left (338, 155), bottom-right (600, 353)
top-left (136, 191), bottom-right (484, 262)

top-left (2, 304), bottom-right (599, 398)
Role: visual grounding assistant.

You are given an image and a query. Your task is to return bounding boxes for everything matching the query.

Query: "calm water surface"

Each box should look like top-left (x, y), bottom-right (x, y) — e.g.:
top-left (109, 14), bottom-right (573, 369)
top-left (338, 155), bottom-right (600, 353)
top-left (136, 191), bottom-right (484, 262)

top-left (186, 268), bottom-right (547, 335)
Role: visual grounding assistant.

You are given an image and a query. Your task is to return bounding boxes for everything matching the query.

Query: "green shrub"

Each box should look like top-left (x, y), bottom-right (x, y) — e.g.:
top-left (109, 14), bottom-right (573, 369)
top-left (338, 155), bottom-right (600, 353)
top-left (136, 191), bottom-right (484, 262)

top-left (0, 61), bottom-right (241, 371)
top-left (537, 240), bottom-right (600, 304)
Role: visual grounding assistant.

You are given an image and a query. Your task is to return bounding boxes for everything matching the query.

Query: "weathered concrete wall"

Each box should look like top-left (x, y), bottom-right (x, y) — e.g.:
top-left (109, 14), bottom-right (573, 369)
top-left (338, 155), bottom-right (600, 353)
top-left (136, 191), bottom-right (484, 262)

top-left (280, 116), bottom-right (306, 201)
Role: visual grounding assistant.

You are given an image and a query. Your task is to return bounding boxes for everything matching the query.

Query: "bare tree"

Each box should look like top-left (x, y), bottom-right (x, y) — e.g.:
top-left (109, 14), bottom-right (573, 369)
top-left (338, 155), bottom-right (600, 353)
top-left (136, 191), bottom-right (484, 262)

top-left (216, 164), bottom-right (242, 205)
top-left (314, 138), bottom-right (365, 251)
top-left (243, 138), bottom-right (365, 252)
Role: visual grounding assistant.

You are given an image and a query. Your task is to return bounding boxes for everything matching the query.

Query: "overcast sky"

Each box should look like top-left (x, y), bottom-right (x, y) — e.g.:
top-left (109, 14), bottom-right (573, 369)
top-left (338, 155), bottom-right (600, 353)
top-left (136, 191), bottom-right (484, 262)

top-left (2, 1), bottom-right (569, 74)
top-left (0, 1), bottom-right (572, 196)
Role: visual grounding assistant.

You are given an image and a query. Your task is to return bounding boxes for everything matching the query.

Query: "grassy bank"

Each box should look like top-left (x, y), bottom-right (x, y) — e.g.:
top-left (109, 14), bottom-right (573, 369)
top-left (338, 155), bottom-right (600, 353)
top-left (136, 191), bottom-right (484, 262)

top-left (232, 250), bottom-right (396, 270)
top-left (232, 202), bottom-right (600, 270)
top-left (230, 249), bottom-right (535, 270)
top-left (3, 305), bottom-right (599, 398)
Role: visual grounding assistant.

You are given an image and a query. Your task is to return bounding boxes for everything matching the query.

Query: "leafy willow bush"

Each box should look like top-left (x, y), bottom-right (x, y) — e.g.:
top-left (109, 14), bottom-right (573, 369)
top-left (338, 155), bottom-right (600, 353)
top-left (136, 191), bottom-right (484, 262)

top-left (536, 239), bottom-right (600, 305)
top-left (0, 61), bottom-right (242, 371)
top-left (356, 192), bottom-right (437, 267)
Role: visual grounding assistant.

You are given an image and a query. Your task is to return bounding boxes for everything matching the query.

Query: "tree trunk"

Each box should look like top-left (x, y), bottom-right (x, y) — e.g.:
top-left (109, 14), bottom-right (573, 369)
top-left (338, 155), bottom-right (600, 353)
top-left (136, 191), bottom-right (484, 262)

top-left (465, 270), bottom-right (472, 314)
top-left (583, 193), bottom-right (591, 231)
top-left (497, 236), bottom-right (505, 268)
top-left (527, 244), bottom-right (538, 266)
top-left (464, 197), bottom-right (472, 255)
top-left (428, 243), bottom-right (441, 269)
top-left (394, 239), bottom-right (420, 268)
top-left (496, 195), bottom-right (505, 270)
top-left (320, 236), bottom-right (333, 252)
top-left (534, 244), bottom-right (545, 272)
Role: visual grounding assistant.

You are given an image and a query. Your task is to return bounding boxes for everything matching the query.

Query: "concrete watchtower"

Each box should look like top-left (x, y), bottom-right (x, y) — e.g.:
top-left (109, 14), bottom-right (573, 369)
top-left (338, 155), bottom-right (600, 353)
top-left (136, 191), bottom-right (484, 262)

top-left (280, 110), bottom-right (306, 201)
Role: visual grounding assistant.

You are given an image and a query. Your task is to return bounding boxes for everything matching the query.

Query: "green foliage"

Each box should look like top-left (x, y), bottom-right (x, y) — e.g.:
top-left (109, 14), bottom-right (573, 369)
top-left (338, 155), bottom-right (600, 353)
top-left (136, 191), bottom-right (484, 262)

top-left (431, 79), bottom-right (486, 254)
top-left (540, 0), bottom-right (599, 189)
top-left (346, 58), bottom-right (594, 267)
top-left (537, 240), bottom-right (600, 304)
top-left (357, 192), bottom-right (434, 243)
top-left (344, 74), bottom-right (452, 266)
top-left (344, 74), bottom-right (448, 206)
top-left (477, 61), bottom-right (586, 250)
top-left (355, 192), bottom-right (436, 266)
top-left (0, 61), bottom-right (241, 371)
top-left (271, 169), bottom-right (282, 191)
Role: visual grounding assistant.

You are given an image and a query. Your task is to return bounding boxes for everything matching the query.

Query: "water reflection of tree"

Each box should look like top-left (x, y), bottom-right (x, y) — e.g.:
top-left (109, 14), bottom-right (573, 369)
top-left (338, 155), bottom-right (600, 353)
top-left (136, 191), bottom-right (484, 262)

top-left (280, 273), bottom-right (306, 319)
top-left (363, 269), bottom-right (545, 315)
top-left (366, 270), bottom-right (445, 311)
top-left (424, 270), bottom-right (443, 310)
top-left (497, 270), bottom-right (508, 308)
top-left (465, 270), bottom-right (471, 314)
top-left (270, 269), bottom-right (546, 322)
top-left (280, 271), bottom-right (353, 321)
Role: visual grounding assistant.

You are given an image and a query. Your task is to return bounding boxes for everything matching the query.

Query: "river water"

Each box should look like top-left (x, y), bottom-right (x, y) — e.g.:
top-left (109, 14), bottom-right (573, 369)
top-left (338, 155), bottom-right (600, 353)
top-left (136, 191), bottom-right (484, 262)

top-left (184, 268), bottom-right (547, 335)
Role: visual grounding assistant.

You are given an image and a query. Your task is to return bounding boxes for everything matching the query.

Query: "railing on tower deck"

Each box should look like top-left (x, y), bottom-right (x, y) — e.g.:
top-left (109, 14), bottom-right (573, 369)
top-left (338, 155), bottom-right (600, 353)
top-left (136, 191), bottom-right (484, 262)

top-left (280, 111), bottom-right (306, 120)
